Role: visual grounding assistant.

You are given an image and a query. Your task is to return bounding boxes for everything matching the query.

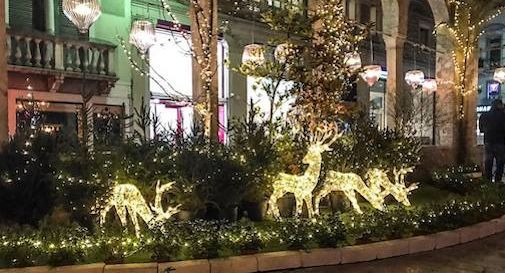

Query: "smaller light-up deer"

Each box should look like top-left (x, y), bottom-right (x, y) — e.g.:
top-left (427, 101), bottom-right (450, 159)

top-left (99, 181), bottom-right (180, 237)
top-left (267, 124), bottom-right (340, 218)
top-left (314, 171), bottom-right (386, 214)
top-left (368, 168), bottom-right (418, 206)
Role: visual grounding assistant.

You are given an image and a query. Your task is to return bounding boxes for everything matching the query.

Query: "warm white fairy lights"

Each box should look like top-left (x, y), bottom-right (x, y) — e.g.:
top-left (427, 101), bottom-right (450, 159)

top-left (99, 181), bottom-right (180, 237)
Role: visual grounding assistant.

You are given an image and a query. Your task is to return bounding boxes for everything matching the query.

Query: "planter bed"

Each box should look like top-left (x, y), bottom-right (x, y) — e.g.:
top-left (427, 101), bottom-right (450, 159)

top-left (1, 215), bottom-right (505, 273)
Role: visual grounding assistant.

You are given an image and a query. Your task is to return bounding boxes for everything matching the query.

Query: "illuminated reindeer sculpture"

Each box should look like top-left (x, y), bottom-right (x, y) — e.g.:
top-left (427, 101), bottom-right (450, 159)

top-left (314, 171), bottom-right (386, 214)
top-left (369, 167), bottom-right (418, 206)
top-left (314, 167), bottom-right (418, 214)
top-left (99, 181), bottom-right (181, 237)
top-left (267, 124), bottom-right (340, 218)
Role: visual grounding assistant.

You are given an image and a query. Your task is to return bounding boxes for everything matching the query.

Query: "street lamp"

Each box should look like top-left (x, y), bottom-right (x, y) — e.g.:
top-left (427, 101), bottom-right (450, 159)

top-left (405, 69), bottom-right (425, 89)
top-left (129, 20), bottom-right (157, 55)
top-left (360, 65), bottom-right (382, 87)
top-left (62, 0), bottom-right (102, 34)
top-left (242, 44), bottom-right (265, 65)
top-left (345, 52), bottom-right (362, 73)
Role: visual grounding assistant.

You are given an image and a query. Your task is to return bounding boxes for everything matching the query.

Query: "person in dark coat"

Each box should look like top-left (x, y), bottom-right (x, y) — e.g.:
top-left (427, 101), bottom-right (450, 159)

top-left (479, 99), bottom-right (505, 182)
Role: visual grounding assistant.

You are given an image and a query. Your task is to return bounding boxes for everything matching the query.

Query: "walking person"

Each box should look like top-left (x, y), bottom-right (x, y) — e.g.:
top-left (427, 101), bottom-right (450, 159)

top-left (479, 99), bottom-right (505, 182)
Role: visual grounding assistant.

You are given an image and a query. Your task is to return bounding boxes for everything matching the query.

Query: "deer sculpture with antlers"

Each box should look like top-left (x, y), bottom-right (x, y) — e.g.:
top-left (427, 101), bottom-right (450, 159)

top-left (368, 167), bottom-right (418, 206)
top-left (266, 124), bottom-right (340, 218)
top-left (314, 171), bottom-right (386, 214)
top-left (99, 181), bottom-right (181, 237)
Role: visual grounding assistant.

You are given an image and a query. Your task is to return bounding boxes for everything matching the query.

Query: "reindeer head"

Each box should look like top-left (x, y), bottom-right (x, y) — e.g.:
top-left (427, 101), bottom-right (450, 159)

top-left (392, 167), bottom-right (418, 206)
top-left (150, 181), bottom-right (181, 222)
top-left (303, 123), bottom-right (341, 164)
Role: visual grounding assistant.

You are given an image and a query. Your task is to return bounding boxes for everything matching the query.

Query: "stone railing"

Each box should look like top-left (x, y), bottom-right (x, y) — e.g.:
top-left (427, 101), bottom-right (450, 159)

top-left (6, 29), bottom-right (116, 77)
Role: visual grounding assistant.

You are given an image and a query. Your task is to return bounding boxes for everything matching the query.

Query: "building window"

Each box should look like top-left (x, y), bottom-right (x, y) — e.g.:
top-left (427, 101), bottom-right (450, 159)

top-left (359, 4), bottom-right (370, 24)
top-left (419, 26), bottom-right (431, 46)
top-left (32, 0), bottom-right (46, 32)
top-left (247, 77), bottom-right (294, 121)
top-left (149, 27), bottom-right (229, 142)
top-left (487, 36), bottom-right (502, 69)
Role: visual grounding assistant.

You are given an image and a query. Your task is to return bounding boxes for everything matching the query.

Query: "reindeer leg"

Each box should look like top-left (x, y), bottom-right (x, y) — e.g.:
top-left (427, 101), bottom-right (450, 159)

top-left (294, 195), bottom-right (303, 217)
top-left (116, 205), bottom-right (129, 227)
top-left (129, 210), bottom-right (141, 238)
top-left (99, 203), bottom-right (113, 226)
top-left (305, 196), bottom-right (314, 218)
top-left (267, 192), bottom-right (281, 218)
top-left (344, 190), bottom-right (363, 214)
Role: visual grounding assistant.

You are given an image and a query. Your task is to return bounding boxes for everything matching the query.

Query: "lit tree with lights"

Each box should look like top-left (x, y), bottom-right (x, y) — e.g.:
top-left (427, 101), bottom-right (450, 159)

top-left (256, 0), bottom-right (367, 130)
top-left (436, 0), bottom-right (504, 163)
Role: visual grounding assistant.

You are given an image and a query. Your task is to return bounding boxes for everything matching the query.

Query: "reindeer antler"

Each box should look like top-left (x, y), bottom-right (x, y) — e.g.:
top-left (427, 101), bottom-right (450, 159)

top-left (310, 122), bottom-right (342, 147)
top-left (150, 181), bottom-right (181, 221)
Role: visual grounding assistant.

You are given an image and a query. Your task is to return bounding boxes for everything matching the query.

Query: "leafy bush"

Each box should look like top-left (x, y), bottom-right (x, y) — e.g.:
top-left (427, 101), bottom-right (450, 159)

top-left (431, 164), bottom-right (482, 194)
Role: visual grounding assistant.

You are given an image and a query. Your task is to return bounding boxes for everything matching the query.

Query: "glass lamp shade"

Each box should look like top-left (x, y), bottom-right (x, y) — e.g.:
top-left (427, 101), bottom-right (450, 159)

top-left (242, 44), bottom-right (265, 65)
top-left (345, 52), bottom-right (362, 72)
top-left (360, 65), bottom-right (382, 87)
top-left (62, 0), bottom-right (101, 33)
top-left (422, 79), bottom-right (437, 93)
top-left (405, 70), bottom-right (425, 88)
top-left (129, 20), bottom-right (157, 54)
top-left (274, 43), bottom-right (290, 63)
top-left (494, 67), bottom-right (505, 84)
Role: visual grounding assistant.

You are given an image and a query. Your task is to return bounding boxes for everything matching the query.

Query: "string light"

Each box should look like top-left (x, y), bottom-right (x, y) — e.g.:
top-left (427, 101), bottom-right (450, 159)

top-left (344, 52), bottom-right (362, 72)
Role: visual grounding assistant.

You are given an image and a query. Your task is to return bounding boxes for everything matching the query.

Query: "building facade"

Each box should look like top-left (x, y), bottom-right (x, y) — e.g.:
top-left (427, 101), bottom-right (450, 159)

top-left (2, 0), bottom-right (466, 151)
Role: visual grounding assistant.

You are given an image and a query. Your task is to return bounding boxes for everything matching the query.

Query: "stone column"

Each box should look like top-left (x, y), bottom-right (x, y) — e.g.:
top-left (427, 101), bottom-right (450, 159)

top-left (383, 34), bottom-right (406, 129)
top-left (4, 0), bottom-right (7, 25)
top-left (227, 39), bottom-right (247, 122)
top-left (434, 33), bottom-right (456, 148)
top-left (44, 0), bottom-right (55, 34)
top-left (0, 0), bottom-right (7, 145)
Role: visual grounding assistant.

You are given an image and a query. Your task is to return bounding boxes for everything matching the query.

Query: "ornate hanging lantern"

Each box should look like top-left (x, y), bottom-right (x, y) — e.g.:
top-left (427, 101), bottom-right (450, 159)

top-left (62, 0), bottom-right (102, 33)
top-left (129, 20), bottom-right (157, 55)
top-left (405, 70), bottom-right (425, 89)
top-left (422, 78), bottom-right (437, 93)
top-left (345, 52), bottom-right (362, 72)
top-left (360, 65), bottom-right (382, 87)
top-left (242, 44), bottom-right (265, 65)
top-left (494, 67), bottom-right (505, 84)
top-left (274, 43), bottom-right (290, 63)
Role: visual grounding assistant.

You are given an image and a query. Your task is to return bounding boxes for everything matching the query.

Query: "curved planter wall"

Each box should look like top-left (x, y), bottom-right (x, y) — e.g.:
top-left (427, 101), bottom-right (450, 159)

top-left (2, 215), bottom-right (505, 273)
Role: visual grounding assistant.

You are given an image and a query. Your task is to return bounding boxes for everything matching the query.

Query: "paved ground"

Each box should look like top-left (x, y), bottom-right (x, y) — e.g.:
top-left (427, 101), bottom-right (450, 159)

top-left (276, 232), bottom-right (505, 273)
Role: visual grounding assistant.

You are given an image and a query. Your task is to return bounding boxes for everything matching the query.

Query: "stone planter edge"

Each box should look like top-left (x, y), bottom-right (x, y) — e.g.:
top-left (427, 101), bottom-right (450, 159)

top-left (3, 216), bottom-right (505, 273)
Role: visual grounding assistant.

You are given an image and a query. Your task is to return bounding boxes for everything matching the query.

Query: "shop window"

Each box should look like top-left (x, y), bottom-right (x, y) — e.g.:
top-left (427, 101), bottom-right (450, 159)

top-left (247, 77), bottom-right (294, 121)
top-left (149, 28), bottom-right (229, 142)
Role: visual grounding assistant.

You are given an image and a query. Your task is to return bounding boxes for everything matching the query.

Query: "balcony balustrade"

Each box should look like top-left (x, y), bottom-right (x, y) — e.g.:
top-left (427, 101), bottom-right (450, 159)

top-left (6, 29), bottom-right (118, 94)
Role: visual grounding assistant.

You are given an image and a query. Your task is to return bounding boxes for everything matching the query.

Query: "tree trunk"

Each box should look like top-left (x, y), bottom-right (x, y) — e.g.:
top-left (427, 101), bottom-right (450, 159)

top-left (0, 0), bottom-right (8, 145)
top-left (454, 47), bottom-right (478, 164)
top-left (190, 0), bottom-right (219, 141)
